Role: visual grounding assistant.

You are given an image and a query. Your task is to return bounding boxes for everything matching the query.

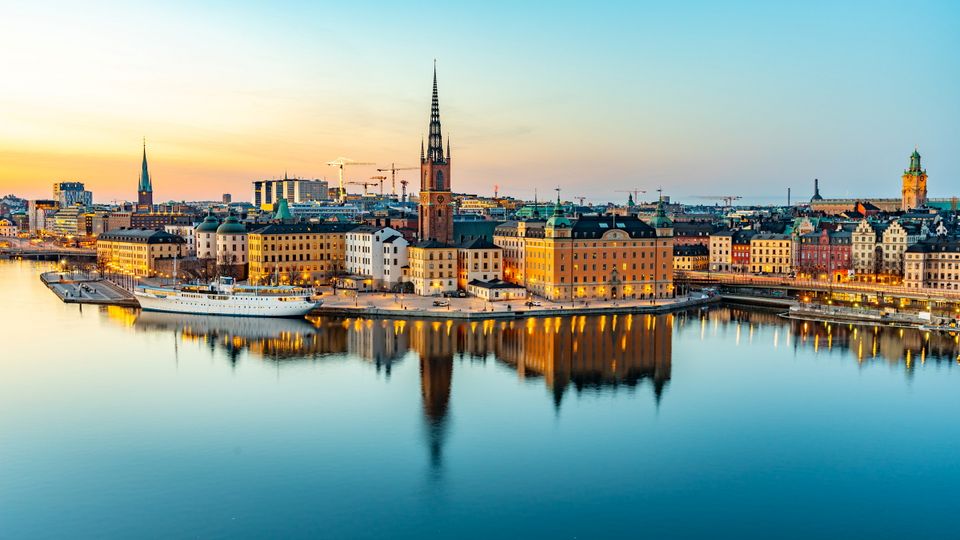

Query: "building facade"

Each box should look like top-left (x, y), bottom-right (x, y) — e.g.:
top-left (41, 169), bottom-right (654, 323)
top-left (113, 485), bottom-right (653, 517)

top-left (456, 238), bottom-right (503, 290)
top-left (97, 229), bottom-right (186, 277)
top-left (53, 182), bottom-right (92, 207)
top-left (247, 223), bottom-right (355, 285)
top-left (797, 229), bottom-right (852, 280)
top-left (344, 225), bottom-right (409, 290)
top-left (524, 211), bottom-right (673, 302)
top-left (749, 233), bottom-right (792, 274)
top-left (904, 233), bottom-right (960, 291)
top-left (493, 219), bottom-right (546, 287)
top-left (408, 241), bottom-right (458, 296)
top-left (673, 244), bottom-right (709, 271)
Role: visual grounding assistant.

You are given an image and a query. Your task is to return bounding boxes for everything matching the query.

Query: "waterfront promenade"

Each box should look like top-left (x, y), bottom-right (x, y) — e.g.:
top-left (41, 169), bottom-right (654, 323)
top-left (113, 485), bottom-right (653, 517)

top-left (679, 270), bottom-right (960, 302)
top-left (315, 290), bottom-right (719, 319)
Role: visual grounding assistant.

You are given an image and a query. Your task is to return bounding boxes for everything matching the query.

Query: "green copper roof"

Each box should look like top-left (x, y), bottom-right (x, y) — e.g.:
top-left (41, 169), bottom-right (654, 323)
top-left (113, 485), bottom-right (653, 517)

top-left (275, 198), bottom-right (292, 220)
top-left (139, 142), bottom-right (152, 192)
top-left (217, 215), bottom-right (246, 234)
top-left (649, 196), bottom-right (673, 228)
top-left (195, 214), bottom-right (220, 232)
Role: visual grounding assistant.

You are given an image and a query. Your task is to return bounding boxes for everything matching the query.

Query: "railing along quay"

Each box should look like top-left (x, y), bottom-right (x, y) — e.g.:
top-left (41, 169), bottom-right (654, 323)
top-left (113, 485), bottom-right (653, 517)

top-left (676, 271), bottom-right (960, 303)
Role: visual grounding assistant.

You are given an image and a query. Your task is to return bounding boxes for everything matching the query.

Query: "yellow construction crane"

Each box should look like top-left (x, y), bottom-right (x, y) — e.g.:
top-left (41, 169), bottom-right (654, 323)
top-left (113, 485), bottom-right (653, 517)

top-left (370, 176), bottom-right (388, 196)
top-left (327, 158), bottom-right (375, 203)
top-left (346, 180), bottom-right (379, 196)
top-left (376, 163), bottom-right (418, 197)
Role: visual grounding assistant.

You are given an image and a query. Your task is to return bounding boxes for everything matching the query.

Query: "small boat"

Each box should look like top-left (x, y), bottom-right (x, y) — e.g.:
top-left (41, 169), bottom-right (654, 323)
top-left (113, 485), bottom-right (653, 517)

top-left (134, 276), bottom-right (320, 318)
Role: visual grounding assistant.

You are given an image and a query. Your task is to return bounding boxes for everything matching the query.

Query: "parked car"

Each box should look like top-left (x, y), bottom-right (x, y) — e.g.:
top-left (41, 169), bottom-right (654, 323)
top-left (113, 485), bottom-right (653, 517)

top-left (525, 300), bottom-right (542, 307)
top-left (432, 300), bottom-right (450, 307)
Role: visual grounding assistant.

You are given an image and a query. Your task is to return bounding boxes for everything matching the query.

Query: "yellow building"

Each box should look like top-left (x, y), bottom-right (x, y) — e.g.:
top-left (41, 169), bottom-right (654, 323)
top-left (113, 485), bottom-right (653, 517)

top-left (247, 223), bottom-right (356, 285)
top-left (97, 229), bottom-right (187, 277)
top-left (408, 241), bottom-right (458, 296)
top-left (524, 209), bottom-right (673, 302)
top-left (749, 233), bottom-right (792, 274)
top-left (673, 244), bottom-right (709, 271)
top-left (493, 219), bottom-right (545, 286)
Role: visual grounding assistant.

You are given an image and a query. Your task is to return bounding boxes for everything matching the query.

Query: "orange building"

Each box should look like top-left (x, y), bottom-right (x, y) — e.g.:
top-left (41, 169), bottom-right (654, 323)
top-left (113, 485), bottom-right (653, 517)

top-left (523, 202), bottom-right (673, 302)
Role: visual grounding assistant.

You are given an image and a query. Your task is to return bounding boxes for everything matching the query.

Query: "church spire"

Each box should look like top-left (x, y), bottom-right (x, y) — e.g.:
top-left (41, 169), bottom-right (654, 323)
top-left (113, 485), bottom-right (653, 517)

top-left (426, 60), bottom-right (445, 164)
top-left (139, 138), bottom-right (152, 192)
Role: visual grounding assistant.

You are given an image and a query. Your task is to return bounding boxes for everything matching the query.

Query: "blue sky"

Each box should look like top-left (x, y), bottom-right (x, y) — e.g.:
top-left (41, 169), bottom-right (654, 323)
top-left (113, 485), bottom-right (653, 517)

top-left (1, 0), bottom-right (957, 203)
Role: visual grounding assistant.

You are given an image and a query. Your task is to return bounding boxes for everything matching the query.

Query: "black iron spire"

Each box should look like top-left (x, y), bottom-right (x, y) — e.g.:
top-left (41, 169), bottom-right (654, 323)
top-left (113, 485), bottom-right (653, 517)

top-left (426, 60), bottom-right (445, 164)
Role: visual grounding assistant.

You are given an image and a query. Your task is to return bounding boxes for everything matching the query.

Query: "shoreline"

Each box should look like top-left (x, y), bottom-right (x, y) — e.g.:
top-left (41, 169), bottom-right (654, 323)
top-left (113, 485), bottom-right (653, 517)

top-left (312, 294), bottom-right (721, 320)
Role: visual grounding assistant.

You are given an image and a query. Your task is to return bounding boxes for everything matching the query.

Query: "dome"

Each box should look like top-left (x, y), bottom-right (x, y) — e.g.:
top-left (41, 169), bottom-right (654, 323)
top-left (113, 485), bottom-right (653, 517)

top-left (216, 216), bottom-right (246, 234)
top-left (195, 214), bottom-right (220, 232)
top-left (546, 215), bottom-right (571, 228)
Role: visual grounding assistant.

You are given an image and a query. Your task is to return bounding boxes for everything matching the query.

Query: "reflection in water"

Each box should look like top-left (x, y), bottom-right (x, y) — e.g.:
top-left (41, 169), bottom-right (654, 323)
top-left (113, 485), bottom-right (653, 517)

top-left (675, 306), bottom-right (960, 369)
top-left (119, 305), bottom-right (959, 472)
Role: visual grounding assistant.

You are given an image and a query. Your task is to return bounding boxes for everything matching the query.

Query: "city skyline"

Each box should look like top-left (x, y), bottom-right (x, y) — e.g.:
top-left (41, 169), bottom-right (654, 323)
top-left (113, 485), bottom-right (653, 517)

top-left (2, 1), bottom-right (958, 202)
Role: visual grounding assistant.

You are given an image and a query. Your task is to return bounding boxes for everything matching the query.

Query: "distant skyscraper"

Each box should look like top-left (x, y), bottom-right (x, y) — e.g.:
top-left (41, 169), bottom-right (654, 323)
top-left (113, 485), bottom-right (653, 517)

top-left (252, 176), bottom-right (329, 209)
top-left (53, 181), bottom-right (92, 207)
top-left (138, 141), bottom-right (154, 208)
top-left (901, 148), bottom-right (928, 210)
top-left (418, 63), bottom-right (453, 244)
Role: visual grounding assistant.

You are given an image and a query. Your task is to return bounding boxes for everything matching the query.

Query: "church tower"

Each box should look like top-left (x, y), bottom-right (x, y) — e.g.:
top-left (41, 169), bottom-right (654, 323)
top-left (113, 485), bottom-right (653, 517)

top-left (901, 148), bottom-right (927, 210)
top-left (137, 139), bottom-right (154, 208)
top-left (418, 63), bottom-right (454, 244)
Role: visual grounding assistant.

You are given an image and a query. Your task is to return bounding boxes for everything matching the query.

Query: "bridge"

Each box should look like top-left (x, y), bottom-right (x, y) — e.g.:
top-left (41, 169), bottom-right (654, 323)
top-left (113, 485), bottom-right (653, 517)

top-left (676, 271), bottom-right (960, 305)
top-left (0, 247), bottom-right (97, 261)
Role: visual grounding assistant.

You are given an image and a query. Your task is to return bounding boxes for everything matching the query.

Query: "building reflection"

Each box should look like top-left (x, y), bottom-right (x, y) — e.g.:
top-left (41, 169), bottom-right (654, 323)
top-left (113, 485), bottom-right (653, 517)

top-left (675, 306), bottom-right (960, 369)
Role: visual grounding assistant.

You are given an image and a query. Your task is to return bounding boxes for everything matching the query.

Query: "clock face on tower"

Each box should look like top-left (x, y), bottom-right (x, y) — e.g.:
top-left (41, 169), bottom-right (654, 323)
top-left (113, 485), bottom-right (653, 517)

top-left (437, 195), bottom-right (444, 203)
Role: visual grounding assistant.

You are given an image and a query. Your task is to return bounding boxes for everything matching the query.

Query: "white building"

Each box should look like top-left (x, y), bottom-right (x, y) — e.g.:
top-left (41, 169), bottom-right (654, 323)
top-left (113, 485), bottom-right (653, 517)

top-left (344, 225), bottom-right (408, 290)
top-left (0, 218), bottom-right (18, 237)
top-left (215, 216), bottom-right (248, 266)
top-left (195, 214), bottom-right (220, 259)
top-left (164, 224), bottom-right (197, 256)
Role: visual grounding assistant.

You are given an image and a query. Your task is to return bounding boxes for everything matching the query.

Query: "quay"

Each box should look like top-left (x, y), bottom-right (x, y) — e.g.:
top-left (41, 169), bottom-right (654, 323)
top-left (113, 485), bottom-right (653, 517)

top-left (40, 272), bottom-right (139, 307)
top-left (312, 292), bottom-right (721, 320)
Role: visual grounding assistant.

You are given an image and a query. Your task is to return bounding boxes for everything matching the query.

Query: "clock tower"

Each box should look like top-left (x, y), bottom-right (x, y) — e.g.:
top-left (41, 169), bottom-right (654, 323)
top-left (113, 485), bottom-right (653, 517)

top-left (418, 63), bottom-right (454, 244)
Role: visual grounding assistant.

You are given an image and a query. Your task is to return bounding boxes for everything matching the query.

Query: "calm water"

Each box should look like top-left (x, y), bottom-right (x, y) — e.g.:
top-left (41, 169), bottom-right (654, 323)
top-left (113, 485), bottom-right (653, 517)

top-left (2, 260), bottom-right (959, 539)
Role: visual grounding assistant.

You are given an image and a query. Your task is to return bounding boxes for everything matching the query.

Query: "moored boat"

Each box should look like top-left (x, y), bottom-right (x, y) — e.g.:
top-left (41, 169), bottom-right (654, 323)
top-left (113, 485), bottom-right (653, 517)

top-left (134, 276), bottom-right (320, 317)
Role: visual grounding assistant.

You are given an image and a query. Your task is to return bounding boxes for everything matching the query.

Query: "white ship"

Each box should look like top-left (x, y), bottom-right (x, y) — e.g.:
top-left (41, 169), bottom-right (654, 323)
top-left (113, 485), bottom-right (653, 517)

top-left (134, 277), bottom-right (320, 318)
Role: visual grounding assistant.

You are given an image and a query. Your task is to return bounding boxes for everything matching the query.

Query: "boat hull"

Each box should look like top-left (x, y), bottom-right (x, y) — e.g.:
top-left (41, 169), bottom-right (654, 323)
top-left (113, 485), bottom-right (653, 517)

top-left (134, 290), bottom-right (319, 318)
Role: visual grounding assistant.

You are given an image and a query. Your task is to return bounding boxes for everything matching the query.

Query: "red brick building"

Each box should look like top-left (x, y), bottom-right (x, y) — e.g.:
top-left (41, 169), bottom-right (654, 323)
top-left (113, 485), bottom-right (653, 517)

top-left (797, 229), bottom-right (852, 281)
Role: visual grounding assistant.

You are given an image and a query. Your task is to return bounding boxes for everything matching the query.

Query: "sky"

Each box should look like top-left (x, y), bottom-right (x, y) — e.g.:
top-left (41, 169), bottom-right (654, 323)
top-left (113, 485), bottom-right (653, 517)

top-left (0, 0), bottom-right (958, 205)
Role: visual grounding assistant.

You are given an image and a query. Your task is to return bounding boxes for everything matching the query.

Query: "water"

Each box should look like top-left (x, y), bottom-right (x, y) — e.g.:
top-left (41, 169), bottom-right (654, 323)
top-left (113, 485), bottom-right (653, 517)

top-left (2, 260), bottom-right (958, 539)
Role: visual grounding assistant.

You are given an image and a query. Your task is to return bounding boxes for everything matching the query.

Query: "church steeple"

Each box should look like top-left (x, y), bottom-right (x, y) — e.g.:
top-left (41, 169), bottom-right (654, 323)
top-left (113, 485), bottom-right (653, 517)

top-left (139, 138), bottom-right (152, 193)
top-left (137, 138), bottom-right (154, 207)
top-left (425, 60), bottom-right (445, 164)
top-left (417, 61), bottom-right (454, 244)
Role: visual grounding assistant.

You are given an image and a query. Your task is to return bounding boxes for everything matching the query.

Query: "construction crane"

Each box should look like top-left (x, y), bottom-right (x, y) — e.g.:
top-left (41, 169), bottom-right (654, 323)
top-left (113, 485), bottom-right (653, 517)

top-left (370, 175), bottom-right (388, 196)
top-left (695, 195), bottom-right (743, 206)
top-left (346, 180), bottom-right (378, 196)
top-left (573, 196), bottom-right (588, 206)
top-left (399, 180), bottom-right (410, 203)
top-left (327, 158), bottom-right (375, 203)
top-left (376, 163), bottom-right (418, 197)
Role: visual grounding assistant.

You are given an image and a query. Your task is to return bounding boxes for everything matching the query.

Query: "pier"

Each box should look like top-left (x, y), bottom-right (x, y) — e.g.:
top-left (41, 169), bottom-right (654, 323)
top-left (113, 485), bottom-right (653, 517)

top-left (40, 272), bottom-right (139, 307)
